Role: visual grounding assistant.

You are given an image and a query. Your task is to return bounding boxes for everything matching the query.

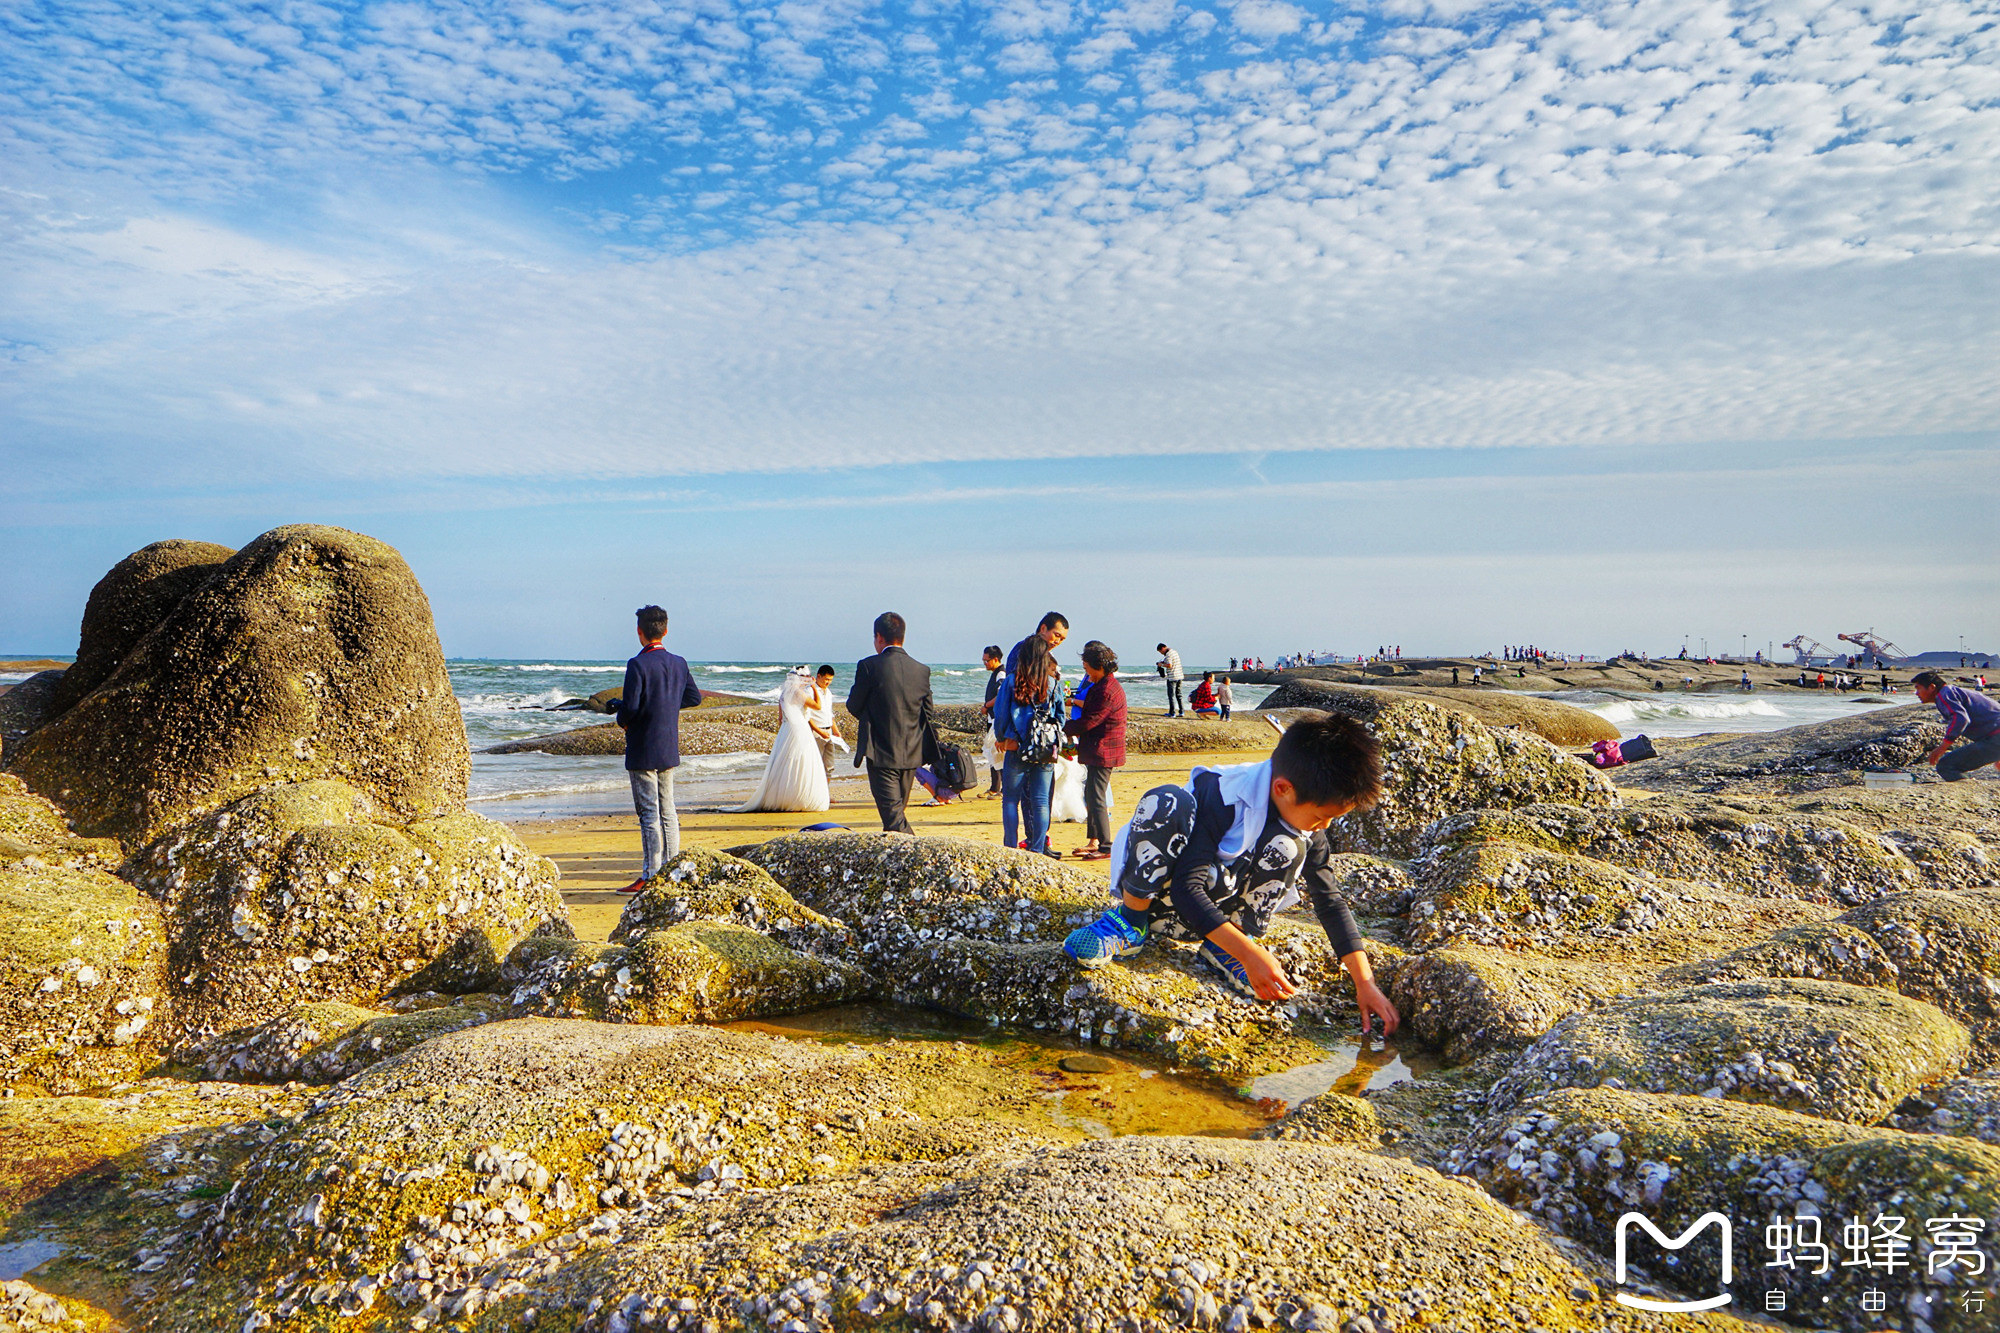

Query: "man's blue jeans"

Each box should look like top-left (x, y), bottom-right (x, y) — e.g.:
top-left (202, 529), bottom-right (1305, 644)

top-left (629, 767), bottom-right (680, 876)
top-left (1002, 754), bottom-right (1055, 854)
top-left (1939, 738), bottom-right (2000, 782)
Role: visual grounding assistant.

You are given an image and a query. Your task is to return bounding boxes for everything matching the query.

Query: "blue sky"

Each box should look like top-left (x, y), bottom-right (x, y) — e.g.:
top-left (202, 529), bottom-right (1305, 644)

top-left (3, 0), bottom-right (1996, 663)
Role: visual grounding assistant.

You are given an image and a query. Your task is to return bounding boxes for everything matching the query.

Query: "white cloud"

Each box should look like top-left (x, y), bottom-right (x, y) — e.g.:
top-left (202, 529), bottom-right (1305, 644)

top-left (1229, 0), bottom-right (1304, 40)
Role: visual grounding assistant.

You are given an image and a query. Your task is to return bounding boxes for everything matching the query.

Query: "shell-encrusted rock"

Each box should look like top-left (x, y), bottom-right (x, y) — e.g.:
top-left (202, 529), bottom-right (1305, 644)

top-left (191, 998), bottom-right (506, 1084)
top-left (506, 924), bottom-right (874, 1025)
top-left (0, 859), bottom-right (167, 1093)
top-left (0, 774), bottom-right (122, 872)
top-left (1373, 944), bottom-right (1648, 1064)
top-left (608, 848), bottom-right (852, 958)
top-left (1486, 978), bottom-right (1970, 1125)
top-left (12, 525), bottom-right (469, 845)
top-left (1259, 679), bottom-right (1620, 746)
top-left (125, 779), bottom-right (568, 1041)
top-left (1453, 1087), bottom-right (2000, 1333)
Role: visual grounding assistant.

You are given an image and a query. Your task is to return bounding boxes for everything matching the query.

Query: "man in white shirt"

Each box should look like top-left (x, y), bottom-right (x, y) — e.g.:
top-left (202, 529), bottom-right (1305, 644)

top-left (1156, 643), bottom-right (1185, 717)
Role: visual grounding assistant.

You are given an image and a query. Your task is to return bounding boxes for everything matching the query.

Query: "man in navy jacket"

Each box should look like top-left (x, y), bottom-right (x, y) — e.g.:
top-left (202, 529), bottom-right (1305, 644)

top-left (615, 605), bottom-right (703, 890)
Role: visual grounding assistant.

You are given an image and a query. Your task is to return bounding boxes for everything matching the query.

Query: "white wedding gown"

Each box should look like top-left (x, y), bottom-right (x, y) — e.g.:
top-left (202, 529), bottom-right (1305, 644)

top-left (732, 673), bottom-right (831, 813)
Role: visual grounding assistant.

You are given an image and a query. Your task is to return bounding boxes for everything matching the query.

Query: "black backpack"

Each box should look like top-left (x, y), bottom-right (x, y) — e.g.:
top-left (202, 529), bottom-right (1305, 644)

top-left (931, 740), bottom-right (978, 791)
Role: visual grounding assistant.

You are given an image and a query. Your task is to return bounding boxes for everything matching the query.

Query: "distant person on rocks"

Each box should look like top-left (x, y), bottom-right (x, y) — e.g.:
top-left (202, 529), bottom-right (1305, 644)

top-left (1157, 643), bottom-right (1185, 716)
top-left (1190, 672), bottom-right (1219, 717)
top-left (1740, 671), bottom-right (1753, 691)
top-left (1065, 640), bottom-right (1127, 860)
top-left (846, 611), bottom-right (935, 834)
top-left (1216, 674), bottom-right (1234, 720)
top-left (1059, 714), bottom-right (1399, 1033)
top-left (979, 644), bottom-right (1005, 796)
top-left (1451, 667), bottom-right (1460, 686)
top-left (614, 604), bottom-right (704, 892)
top-left (1914, 670), bottom-right (2000, 782)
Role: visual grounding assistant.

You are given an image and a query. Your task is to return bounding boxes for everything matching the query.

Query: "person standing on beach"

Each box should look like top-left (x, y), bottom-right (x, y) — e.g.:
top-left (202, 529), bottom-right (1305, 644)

top-left (1157, 643), bottom-right (1184, 717)
top-left (1065, 640), bottom-right (1127, 860)
top-left (846, 612), bottom-right (934, 834)
top-left (1006, 612), bottom-right (1069, 673)
top-left (979, 644), bottom-right (1005, 796)
top-left (1914, 670), bottom-right (2000, 782)
top-left (994, 633), bottom-right (1065, 857)
top-left (807, 665), bottom-right (840, 786)
top-left (1216, 674), bottom-right (1234, 720)
top-left (614, 605), bottom-right (703, 892)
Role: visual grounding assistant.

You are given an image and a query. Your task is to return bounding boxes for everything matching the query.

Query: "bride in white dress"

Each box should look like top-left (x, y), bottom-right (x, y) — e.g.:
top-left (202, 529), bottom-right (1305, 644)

top-left (733, 667), bottom-right (835, 813)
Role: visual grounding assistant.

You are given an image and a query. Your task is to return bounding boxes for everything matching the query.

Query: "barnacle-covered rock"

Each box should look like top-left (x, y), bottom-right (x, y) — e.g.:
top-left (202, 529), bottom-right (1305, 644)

top-left (1264, 1091), bottom-right (1389, 1146)
top-left (740, 832), bottom-right (1106, 967)
top-left (609, 847), bottom-right (852, 958)
top-left (12, 525), bottom-right (468, 845)
top-left (0, 773), bottom-right (121, 870)
top-left (1418, 800), bottom-right (1926, 907)
top-left (1374, 945), bottom-right (1648, 1064)
top-left (483, 719), bottom-right (775, 756)
top-left (0, 860), bottom-right (167, 1093)
top-left (51, 538), bottom-right (235, 713)
top-left (1320, 851), bottom-right (1416, 915)
top-left (1615, 702), bottom-right (1947, 791)
top-left (125, 780), bottom-right (568, 1040)
top-left (1486, 979), bottom-right (1969, 1125)
top-left (505, 924), bottom-right (874, 1025)
top-left (0, 1279), bottom-right (111, 1331)
top-left (1294, 693), bottom-right (1615, 857)
top-left (1452, 1087), bottom-right (2000, 1333)
top-left (0, 672), bottom-right (68, 768)
top-left (150, 1018), bottom-right (1101, 1332)
top-left (1259, 679), bottom-right (1620, 746)
top-left (1670, 890), bottom-right (2000, 1060)
top-left (192, 998), bottom-right (504, 1084)
top-left (1892, 1068), bottom-right (2000, 1144)
top-left (415, 1135), bottom-right (1762, 1333)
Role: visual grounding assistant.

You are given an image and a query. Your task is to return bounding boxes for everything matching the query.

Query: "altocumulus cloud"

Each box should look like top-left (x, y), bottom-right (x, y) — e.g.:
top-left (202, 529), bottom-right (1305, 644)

top-left (1, 0), bottom-right (1996, 491)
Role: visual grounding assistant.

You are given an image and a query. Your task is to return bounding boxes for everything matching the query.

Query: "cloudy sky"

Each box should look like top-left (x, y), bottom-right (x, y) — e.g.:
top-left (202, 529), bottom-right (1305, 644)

top-left (3, 0), bottom-right (1995, 663)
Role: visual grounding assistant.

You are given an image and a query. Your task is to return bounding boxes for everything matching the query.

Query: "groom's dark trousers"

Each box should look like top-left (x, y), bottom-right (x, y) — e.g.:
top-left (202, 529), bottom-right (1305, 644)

top-left (846, 644), bottom-right (933, 835)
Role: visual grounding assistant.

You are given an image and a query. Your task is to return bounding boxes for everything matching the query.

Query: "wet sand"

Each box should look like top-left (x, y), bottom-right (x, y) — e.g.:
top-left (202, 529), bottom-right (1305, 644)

top-left (502, 751), bottom-right (1243, 942)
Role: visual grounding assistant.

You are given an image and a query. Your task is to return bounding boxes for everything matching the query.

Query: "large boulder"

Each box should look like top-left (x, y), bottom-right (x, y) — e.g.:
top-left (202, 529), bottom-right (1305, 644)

top-left (1284, 693), bottom-right (1614, 857)
top-left (484, 718), bottom-right (773, 756)
top-left (0, 773), bottom-right (121, 870)
top-left (1670, 890), bottom-right (2000, 1060)
top-left (1375, 945), bottom-right (1649, 1064)
top-left (609, 847), bottom-right (852, 956)
top-left (11, 525), bottom-right (468, 844)
top-left (349, 1135), bottom-right (1764, 1333)
top-left (0, 672), bottom-right (67, 767)
top-left (0, 860), bottom-right (167, 1093)
top-left (1259, 679), bottom-right (1621, 746)
top-left (1486, 979), bottom-right (1969, 1125)
top-left (1454, 1087), bottom-right (2000, 1333)
top-left (151, 1018), bottom-right (1114, 1330)
top-left (1417, 800), bottom-right (1927, 907)
top-left (505, 926), bottom-right (875, 1024)
top-left (123, 780), bottom-right (568, 1041)
top-left (53, 539), bottom-right (235, 712)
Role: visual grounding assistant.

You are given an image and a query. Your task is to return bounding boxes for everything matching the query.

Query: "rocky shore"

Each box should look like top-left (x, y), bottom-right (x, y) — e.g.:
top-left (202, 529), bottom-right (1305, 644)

top-left (1, 527), bottom-right (1996, 1332)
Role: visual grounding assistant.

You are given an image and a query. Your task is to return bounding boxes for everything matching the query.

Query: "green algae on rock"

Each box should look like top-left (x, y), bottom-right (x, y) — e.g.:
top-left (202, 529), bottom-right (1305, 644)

top-left (506, 924), bottom-right (875, 1025)
top-left (425, 1134), bottom-right (1764, 1333)
top-left (0, 861), bottom-right (166, 1094)
top-left (193, 998), bottom-right (505, 1085)
top-left (11, 525), bottom-right (469, 845)
top-left (1454, 1087), bottom-right (2000, 1333)
top-left (609, 847), bottom-right (853, 958)
top-left (124, 780), bottom-right (568, 1041)
top-left (1486, 978), bottom-right (1970, 1125)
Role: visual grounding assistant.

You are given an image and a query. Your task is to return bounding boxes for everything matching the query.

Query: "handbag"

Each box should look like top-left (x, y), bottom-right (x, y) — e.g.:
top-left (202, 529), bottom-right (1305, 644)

top-left (1018, 694), bottom-right (1065, 765)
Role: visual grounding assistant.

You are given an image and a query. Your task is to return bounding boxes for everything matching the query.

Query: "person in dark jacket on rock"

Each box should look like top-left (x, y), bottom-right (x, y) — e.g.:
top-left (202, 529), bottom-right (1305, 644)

top-left (1064, 641), bottom-right (1127, 860)
top-left (1915, 670), bottom-right (2000, 781)
top-left (613, 605), bottom-right (703, 891)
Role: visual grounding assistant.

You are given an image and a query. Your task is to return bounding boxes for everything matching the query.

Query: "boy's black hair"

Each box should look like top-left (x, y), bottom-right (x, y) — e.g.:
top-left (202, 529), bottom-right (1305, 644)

top-left (1911, 670), bottom-right (1945, 688)
top-left (635, 605), bottom-right (669, 639)
top-left (1039, 611), bottom-right (1069, 632)
top-left (1080, 640), bottom-right (1117, 673)
top-left (815, 665), bottom-right (836, 677)
top-left (982, 645), bottom-right (1004, 662)
top-left (1156, 643), bottom-right (1169, 653)
top-left (1270, 714), bottom-right (1382, 810)
top-left (873, 611), bottom-right (906, 645)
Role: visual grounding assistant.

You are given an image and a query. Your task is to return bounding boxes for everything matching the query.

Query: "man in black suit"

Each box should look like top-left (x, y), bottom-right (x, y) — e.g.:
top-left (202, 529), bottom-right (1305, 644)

top-left (846, 611), bottom-right (934, 834)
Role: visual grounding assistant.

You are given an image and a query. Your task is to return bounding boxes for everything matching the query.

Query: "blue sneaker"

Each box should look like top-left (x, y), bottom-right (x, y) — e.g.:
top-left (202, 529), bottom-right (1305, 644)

top-left (1063, 907), bottom-right (1148, 967)
top-left (1197, 940), bottom-right (1259, 1000)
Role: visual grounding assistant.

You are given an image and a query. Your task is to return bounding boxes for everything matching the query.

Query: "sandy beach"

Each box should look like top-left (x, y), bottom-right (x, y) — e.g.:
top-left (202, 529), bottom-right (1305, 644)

top-left (501, 749), bottom-right (1244, 942)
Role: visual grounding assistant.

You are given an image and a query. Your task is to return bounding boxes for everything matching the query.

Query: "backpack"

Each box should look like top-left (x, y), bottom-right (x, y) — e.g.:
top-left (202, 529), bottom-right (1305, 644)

top-left (931, 740), bottom-right (978, 792)
top-left (1018, 695), bottom-right (1066, 765)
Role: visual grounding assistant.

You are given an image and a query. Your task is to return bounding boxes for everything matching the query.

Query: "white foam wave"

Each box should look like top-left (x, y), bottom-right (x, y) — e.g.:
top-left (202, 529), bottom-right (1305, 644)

top-left (1589, 697), bottom-right (1787, 726)
top-left (700, 664), bottom-right (790, 673)
top-left (495, 663), bottom-right (624, 673)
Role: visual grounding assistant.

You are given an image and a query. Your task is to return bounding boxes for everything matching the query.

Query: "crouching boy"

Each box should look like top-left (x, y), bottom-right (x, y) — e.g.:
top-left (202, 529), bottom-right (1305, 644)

top-left (1061, 714), bottom-right (1399, 1034)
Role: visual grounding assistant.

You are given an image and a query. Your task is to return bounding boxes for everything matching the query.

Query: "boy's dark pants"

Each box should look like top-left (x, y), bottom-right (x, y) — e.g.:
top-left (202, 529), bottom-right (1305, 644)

top-left (1119, 783), bottom-right (1305, 939)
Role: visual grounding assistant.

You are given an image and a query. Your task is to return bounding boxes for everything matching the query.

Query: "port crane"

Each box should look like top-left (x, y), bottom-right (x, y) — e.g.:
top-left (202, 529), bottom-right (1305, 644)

top-left (1782, 635), bottom-right (1832, 665)
top-left (1838, 630), bottom-right (1908, 664)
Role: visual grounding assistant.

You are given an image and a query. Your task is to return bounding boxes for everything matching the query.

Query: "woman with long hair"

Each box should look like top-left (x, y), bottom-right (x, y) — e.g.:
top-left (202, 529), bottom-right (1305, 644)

top-left (993, 632), bottom-right (1063, 857)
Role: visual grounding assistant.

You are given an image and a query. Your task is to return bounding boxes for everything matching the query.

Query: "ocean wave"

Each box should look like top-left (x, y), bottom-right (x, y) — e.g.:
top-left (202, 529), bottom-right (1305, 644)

top-left (484, 663), bottom-right (625, 673)
top-left (1589, 698), bottom-right (1787, 726)
top-left (699, 664), bottom-right (791, 673)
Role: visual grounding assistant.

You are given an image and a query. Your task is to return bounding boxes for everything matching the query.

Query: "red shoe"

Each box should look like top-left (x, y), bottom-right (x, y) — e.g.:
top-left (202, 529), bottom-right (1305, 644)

top-left (617, 878), bottom-right (648, 894)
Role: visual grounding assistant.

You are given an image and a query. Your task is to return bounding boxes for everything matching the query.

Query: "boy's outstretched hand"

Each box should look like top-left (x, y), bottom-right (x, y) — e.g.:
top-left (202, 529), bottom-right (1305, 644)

top-left (1354, 976), bottom-right (1399, 1037)
top-left (1241, 946), bottom-right (1297, 1002)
